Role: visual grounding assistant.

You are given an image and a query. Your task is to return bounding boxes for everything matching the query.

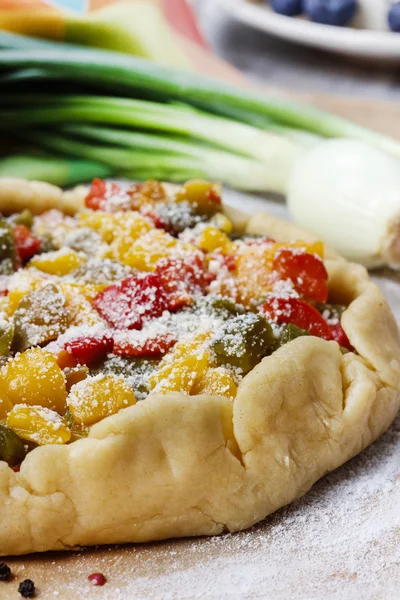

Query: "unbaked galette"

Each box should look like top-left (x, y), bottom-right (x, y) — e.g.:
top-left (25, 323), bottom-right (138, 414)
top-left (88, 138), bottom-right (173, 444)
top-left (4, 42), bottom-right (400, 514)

top-left (0, 178), bottom-right (398, 556)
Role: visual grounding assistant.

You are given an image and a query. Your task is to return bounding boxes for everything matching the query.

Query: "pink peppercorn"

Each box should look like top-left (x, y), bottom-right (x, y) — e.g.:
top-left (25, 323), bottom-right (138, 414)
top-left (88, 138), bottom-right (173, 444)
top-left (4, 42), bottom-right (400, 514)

top-left (88, 573), bottom-right (107, 586)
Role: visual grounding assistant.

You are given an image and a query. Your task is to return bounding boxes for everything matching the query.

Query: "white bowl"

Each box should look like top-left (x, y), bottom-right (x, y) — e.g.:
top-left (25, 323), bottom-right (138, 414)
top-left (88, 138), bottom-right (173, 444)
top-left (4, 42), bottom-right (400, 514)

top-left (219, 0), bottom-right (400, 60)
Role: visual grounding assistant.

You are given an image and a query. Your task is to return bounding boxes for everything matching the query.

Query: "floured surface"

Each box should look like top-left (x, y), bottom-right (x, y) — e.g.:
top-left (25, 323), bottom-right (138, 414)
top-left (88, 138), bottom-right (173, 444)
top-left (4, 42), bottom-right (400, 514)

top-left (4, 414), bottom-right (399, 599)
top-left (2, 191), bottom-right (400, 599)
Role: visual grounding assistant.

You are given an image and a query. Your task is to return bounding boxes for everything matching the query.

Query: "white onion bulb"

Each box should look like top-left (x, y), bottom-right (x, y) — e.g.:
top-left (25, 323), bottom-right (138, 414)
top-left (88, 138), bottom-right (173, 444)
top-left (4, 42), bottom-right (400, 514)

top-left (287, 139), bottom-right (400, 269)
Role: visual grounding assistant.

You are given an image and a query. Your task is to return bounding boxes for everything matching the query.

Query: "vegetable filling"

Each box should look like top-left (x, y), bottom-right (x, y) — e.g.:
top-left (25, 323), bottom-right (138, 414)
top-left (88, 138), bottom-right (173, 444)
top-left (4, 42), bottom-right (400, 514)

top-left (0, 179), bottom-right (351, 465)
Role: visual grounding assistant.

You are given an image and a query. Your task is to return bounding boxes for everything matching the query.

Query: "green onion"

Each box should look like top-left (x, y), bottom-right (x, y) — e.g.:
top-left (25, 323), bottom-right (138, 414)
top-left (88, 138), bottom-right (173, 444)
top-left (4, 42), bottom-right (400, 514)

top-left (0, 94), bottom-right (302, 165)
top-left (0, 154), bottom-right (113, 186)
top-left (21, 130), bottom-right (281, 191)
top-left (0, 93), bottom-right (304, 192)
top-left (1, 39), bottom-right (400, 159)
top-left (2, 31), bottom-right (400, 267)
top-left (1, 31), bottom-right (400, 197)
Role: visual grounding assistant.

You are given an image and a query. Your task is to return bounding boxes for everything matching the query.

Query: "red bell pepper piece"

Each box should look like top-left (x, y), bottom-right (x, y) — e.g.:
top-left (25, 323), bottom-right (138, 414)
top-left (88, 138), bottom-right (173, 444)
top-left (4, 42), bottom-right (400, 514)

top-left (156, 254), bottom-right (215, 310)
top-left (94, 257), bottom-right (214, 328)
top-left (114, 333), bottom-right (176, 358)
top-left (328, 322), bottom-right (352, 350)
top-left (65, 336), bottom-right (114, 367)
top-left (85, 178), bottom-right (130, 212)
top-left (206, 185), bottom-right (223, 208)
top-left (141, 208), bottom-right (170, 232)
top-left (209, 253), bottom-right (237, 272)
top-left (245, 236), bottom-right (276, 246)
top-left (261, 296), bottom-right (332, 340)
top-left (128, 181), bottom-right (168, 211)
top-left (93, 273), bottom-right (170, 330)
top-left (271, 248), bottom-right (328, 303)
top-left (13, 225), bottom-right (41, 263)
top-left (130, 180), bottom-right (166, 202)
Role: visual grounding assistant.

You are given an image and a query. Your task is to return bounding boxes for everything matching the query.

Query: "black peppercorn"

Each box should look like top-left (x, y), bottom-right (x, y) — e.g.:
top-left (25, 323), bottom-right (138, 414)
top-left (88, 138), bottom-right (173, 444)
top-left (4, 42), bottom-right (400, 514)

top-left (0, 562), bottom-right (11, 581)
top-left (18, 579), bottom-right (36, 598)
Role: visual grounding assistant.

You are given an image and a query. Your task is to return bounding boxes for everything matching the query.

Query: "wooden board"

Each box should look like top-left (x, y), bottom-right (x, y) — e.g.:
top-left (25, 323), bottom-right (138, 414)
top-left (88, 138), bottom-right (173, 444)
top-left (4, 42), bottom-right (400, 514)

top-left (312, 93), bottom-right (400, 137)
top-left (1, 92), bottom-right (400, 600)
top-left (260, 85), bottom-right (400, 140)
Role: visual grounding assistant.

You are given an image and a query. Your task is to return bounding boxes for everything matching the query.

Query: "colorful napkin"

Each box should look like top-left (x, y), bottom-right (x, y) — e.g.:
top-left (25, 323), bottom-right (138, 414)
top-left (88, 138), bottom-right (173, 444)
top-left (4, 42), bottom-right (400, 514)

top-left (0, 0), bottom-right (243, 81)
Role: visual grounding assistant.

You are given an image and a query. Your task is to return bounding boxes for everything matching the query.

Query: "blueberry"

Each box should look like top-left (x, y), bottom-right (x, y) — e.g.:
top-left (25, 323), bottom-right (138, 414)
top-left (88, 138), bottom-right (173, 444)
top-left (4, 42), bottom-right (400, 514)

top-left (304, 0), bottom-right (357, 26)
top-left (270, 0), bottom-right (303, 16)
top-left (388, 2), bottom-right (400, 32)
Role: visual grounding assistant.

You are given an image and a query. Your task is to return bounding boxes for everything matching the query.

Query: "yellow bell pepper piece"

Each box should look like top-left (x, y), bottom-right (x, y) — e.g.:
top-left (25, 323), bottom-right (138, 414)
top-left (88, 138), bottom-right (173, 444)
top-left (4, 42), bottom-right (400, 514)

top-left (63, 283), bottom-right (105, 303)
top-left (198, 227), bottom-right (234, 254)
top-left (1, 348), bottom-right (67, 414)
top-left (7, 405), bottom-right (71, 445)
top-left (192, 367), bottom-right (238, 400)
top-left (5, 271), bottom-right (44, 316)
top-left (235, 239), bottom-right (324, 306)
top-left (30, 248), bottom-right (84, 276)
top-left (175, 180), bottom-right (222, 216)
top-left (79, 211), bottom-right (153, 246)
top-left (164, 331), bottom-right (212, 363)
top-left (61, 283), bottom-right (104, 327)
top-left (78, 211), bottom-right (119, 244)
top-left (210, 213), bottom-right (233, 235)
top-left (63, 409), bottom-right (90, 442)
top-left (67, 374), bottom-right (136, 426)
top-left (68, 423), bottom-right (90, 443)
top-left (235, 244), bottom-right (273, 306)
top-left (0, 393), bottom-right (13, 420)
top-left (111, 214), bottom-right (154, 262)
top-left (268, 240), bottom-right (324, 259)
top-left (121, 229), bottom-right (178, 271)
top-left (150, 353), bottom-right (209, 395)
top-left (0, 297), bottom-right (8, 315)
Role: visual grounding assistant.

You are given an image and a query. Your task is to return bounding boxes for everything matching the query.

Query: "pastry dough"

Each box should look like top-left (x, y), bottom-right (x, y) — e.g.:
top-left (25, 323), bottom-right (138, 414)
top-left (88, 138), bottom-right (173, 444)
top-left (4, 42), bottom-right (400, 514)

top-left (0, 179), bottom-right (398, 556)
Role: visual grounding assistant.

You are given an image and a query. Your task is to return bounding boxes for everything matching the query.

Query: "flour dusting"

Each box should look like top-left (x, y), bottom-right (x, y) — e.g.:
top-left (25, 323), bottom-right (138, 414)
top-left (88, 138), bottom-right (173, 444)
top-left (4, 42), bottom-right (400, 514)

top-left (7, 416), bottom-right (399, 600)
